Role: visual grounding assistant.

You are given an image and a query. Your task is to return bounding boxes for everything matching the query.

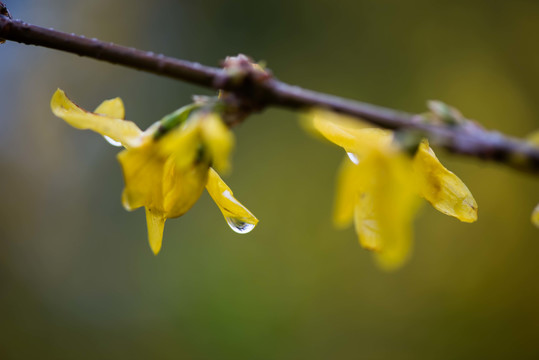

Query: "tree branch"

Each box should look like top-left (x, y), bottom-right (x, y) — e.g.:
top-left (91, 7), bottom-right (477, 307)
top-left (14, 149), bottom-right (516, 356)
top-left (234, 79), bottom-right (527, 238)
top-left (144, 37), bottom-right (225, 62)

top-left (0, 13), bottom-right (538, 173)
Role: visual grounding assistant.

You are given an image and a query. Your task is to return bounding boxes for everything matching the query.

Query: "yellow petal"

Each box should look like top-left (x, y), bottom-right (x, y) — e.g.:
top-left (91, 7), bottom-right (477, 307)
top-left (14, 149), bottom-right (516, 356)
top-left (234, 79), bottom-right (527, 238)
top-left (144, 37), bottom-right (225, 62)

top-left (156, 111), bottom-right (233, 174)
top-left (413, 141), bottom-right (478, 223)
top-left (353, 194), bottom-right (382, 251)
top-left (94, 98), bottom-right (128, 147)
top-left (145, 207), bottom-right (166, 255)
top-left (162, 156), bottom-right (208, 218)
top-left (199, 113), bottom-right (234, 174)
top-left (351, 128), bottom-right (394, 157)
top-left (532, 203), bottom-right (539, 228)
top-left (157, 121), bottom-right (201, 171)
top-left (94, 97), bottom-right (125, 119)
top-left (118, 143), bottom-right (165, 212)
top-left (353, 147), bottom-right (421, 270)
top-left (51, 89), bottom-right (142, 148)
top-left (206, 168), bottom-right (258, 234)
top-left (119, 117), bottom-right (211, 219)
top-left (308, 111), bottom-right (366, 150)
top-left (333, 156), bottom-right (357, 228)
top-left (308, 110), bottom-right (392, 154)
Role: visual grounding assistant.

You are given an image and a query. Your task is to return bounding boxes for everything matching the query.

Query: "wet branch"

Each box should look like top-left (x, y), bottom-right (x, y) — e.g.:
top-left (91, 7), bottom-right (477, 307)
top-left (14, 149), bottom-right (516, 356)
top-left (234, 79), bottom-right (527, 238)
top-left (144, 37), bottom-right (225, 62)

top-left (0, 11), bottom-right (538, 174)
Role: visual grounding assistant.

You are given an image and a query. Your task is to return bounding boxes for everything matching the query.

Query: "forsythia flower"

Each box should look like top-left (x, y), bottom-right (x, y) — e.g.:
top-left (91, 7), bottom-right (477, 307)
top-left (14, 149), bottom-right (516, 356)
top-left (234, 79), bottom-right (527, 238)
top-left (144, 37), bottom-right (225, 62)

top-left (307, 111), bottom-right (478, 270)
top-left (51, 89), bottom-right (258, 255)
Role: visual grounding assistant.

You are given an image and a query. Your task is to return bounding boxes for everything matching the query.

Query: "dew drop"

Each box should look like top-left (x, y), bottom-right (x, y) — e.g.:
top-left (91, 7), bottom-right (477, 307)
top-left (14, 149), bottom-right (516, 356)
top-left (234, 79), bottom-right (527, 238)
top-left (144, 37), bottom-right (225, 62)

top-left (225, 217), bottom-right (256, 234)
top-left (347, 152), bottom-right (359, 164)
top-left (103, 135), bottom-right (122, 147)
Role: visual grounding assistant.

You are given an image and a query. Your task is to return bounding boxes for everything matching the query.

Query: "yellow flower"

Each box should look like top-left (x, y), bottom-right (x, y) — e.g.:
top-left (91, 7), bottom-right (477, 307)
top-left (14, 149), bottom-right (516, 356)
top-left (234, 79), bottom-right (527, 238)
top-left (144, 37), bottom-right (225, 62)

top-left (51, 89), bottom-right (258, 255)
top-left (308, 110), bottom-right (477, 270)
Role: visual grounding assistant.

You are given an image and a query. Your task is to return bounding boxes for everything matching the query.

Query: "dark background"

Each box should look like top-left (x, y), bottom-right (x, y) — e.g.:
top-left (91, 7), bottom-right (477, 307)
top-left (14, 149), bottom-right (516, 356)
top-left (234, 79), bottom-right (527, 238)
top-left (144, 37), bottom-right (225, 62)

top-left (1, 0), bottom-right (538, 358)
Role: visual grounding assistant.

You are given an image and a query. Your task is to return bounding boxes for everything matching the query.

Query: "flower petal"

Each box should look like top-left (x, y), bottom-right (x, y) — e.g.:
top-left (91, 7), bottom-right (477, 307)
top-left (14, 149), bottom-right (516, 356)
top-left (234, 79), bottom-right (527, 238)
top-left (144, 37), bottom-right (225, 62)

top-left (157, 122), bottom-right (201, 171)
top-left (199, 113), bottom-right (234, 174)
top-left (206, 168), bottom-right (258, 234)
top-left (118, 143), bottom-right (165, 212)
top-left (51, 89), bottom-right (142, 148)
top-left (145, 207), bottom-right (166, 255)
top-left (94, 97), bottom-right (125, 119)
top-left (309, 111), bottom-right (365, 150)
top-left (353, 147), bottom-right (421, 270)
top-left (413, 141), bottom-right (478, 223)
top-left (119, 119), bottom-right (210, 219)
top-left (309, 110), bottom-right (392, 154)
top-left (333, 156), bottom-right (357, 228)
top-left (161, 156), bottom-right (208, 218)
top-left (94, 98), bottom-right (127, 147)
top-left (353, 194), bottom-right (382, 251)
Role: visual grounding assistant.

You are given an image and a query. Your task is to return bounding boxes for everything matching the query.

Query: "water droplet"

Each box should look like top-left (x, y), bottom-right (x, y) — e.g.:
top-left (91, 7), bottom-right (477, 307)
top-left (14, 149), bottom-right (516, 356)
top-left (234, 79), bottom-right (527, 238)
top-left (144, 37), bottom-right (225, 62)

top-left (347, 152), bottom-right (359, 164)
top-left (103, 135), bottom-right (122, 147)
top-left (225, 217), bottom-right (256, 234)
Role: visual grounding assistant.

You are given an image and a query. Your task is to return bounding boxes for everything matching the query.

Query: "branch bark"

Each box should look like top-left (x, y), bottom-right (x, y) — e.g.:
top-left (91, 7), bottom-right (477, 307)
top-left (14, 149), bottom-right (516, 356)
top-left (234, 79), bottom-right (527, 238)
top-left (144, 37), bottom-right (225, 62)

top-left (0, 14), bottom-right (538, 173)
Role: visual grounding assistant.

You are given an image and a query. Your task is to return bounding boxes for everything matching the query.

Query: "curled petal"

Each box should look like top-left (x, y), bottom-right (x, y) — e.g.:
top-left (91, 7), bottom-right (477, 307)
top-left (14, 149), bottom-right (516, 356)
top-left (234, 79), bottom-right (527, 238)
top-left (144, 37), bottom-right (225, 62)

top-left (413, 141), bottom-right (477, 223)
top-left (95, 98), bottom-right (127, 147)
top-left (199, 113), bottom-right (234, 174)
top-left (145, 207), bottom-right (166, 255)
top-left (532, 203), bottom-right (539, 228)
top-left (206, 168), bottom-right (258, 234)
top-left (51, 89), bottom-right (142, 148)
top-left (94, 97), bottom-right (125, 119)
top-left (333, 156), bottom-right (357, 228)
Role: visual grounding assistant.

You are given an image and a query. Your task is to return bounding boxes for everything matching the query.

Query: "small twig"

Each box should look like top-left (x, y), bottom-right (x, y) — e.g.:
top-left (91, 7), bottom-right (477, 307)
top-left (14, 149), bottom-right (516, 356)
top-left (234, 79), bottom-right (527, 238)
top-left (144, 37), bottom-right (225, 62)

top-left (0, 13), bottom-right (538, 173)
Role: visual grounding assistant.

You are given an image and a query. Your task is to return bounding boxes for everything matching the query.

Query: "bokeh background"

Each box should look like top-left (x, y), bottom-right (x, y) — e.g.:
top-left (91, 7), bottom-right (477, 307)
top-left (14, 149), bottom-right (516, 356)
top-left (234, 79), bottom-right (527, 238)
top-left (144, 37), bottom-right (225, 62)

top-left (1, 0), bottom-right (538, 358)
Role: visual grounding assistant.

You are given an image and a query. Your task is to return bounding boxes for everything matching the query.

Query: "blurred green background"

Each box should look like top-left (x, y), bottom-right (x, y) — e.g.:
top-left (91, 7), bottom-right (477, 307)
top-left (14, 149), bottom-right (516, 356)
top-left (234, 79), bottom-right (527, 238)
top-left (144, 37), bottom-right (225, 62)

top-left (1, 0), bottom-right (538, 358)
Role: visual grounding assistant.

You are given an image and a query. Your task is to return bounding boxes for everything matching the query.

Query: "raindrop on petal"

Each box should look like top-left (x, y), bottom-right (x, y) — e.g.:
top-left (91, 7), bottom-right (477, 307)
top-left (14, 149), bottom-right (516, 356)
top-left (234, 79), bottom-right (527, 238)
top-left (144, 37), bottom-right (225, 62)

top-left (225, 216), bottom-right (256, 234)
top-left (347, 152), bottom-right (360, 165)
top-left (104, 135), bottom-right (122, 147)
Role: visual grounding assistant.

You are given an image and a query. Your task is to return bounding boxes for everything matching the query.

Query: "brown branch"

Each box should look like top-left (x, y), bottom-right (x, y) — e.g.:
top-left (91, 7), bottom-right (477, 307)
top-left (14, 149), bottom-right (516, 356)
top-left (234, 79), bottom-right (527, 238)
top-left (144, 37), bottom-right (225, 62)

top-left (0, 13), bottom-right (538, 173)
